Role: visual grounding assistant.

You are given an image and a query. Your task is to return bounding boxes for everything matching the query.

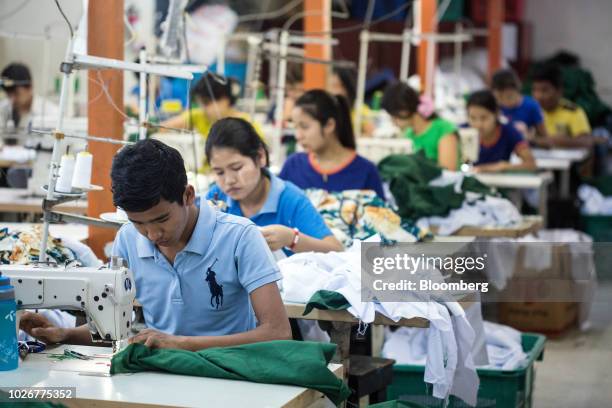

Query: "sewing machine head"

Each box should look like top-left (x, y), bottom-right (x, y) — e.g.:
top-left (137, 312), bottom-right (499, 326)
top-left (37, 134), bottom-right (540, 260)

top-left (458, 127), bottom-right (480, 170)
top-left (0, 257), bottom-right (135, 344)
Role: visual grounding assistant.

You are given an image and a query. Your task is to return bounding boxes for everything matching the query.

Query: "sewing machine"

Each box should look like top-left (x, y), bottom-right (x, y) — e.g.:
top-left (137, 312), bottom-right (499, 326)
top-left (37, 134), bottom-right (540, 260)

top-left (0, 257), bottom-right (135, 346)
top-left (458, 127), bottom-right (480, 172)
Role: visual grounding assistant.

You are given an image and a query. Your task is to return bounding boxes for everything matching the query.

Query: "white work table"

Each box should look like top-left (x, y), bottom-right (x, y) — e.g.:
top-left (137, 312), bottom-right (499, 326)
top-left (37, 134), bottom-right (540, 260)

top-left (531, 148), bottom-right (590, 199)
top-left (472, 171), bottom-right (553, 225)
top-left (473, 171), bottom-right (553, 189)
top-left (0, 345), bottom-right (343, 408)
top-left (531, 147), bottom-right (590, 162)
top-left (0, 188), bottom-right (87, 215)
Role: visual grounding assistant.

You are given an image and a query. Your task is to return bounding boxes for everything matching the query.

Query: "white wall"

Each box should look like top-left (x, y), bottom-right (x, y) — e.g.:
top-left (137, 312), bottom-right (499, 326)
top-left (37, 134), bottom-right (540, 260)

top-left (0, 0), bottom-right (155, 106)
top-left (0, 0), bottom-right (83, 99)
top-left (525, 0), bottom-right (612, 105)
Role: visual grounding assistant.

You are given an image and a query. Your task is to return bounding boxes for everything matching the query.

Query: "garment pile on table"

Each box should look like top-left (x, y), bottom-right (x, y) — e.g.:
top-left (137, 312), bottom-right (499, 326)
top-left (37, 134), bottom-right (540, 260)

top-left (377, 153), bottom-right (521, 235)
top-left (382, 321), bottom-right (528, 372)
top-left (0, 226), bottom-right (76, 264)
top-left (278, 239), bottom-right (479, 405)
top-left (305, 188), bottom-right (430, 247)
top-left (0, 226), bottom-right (100, 266)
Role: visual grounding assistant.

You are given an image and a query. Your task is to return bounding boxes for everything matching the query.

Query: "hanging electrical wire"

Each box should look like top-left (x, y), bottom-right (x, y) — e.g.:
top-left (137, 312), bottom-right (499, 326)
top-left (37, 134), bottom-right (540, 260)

top-left (53, 0), bottom-right (74, 38)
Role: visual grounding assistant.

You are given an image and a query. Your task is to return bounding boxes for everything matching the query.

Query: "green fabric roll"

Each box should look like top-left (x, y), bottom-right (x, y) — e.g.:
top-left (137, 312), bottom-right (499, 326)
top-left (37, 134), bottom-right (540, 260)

top-left (110, 340), bottom-right (351, 405)
top-left (303, 290), bottom-right (351, 315)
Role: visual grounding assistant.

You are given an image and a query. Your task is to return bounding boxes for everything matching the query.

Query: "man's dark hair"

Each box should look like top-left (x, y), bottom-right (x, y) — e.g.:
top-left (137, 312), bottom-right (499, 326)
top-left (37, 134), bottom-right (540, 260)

top-left (192, 72), bottom-right (237, 105)
top-left (491, 69), bottom-right (521, 91)
top-left (381, 81), bottom-right (420, 116)
top-left (532, 64), bottom-right (563, 89)
top-left (1, 63), bottom-right (32, 93)
top-left (111, 139), bottom-right (187, 212)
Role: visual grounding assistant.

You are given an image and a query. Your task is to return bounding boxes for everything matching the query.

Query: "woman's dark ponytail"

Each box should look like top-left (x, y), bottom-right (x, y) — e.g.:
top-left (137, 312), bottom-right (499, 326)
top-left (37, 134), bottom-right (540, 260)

top-left (333, 94), bottom-right (356, 149)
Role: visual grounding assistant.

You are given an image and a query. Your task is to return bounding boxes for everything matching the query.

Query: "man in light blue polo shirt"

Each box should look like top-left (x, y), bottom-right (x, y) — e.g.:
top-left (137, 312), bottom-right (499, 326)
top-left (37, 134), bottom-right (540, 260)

top-left (20, 139), bottom-right (291, 350)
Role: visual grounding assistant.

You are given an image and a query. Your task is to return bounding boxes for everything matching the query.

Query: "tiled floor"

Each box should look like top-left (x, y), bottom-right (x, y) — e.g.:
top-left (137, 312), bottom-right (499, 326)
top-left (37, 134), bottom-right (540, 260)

top-left (533, 281), bottom-right (612, 407)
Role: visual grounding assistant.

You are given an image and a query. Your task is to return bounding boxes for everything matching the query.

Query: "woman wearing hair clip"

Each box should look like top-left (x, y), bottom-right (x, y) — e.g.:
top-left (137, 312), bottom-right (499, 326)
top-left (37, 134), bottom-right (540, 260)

top-left (381, 82), bottom-right (459, 170)
top-left (161, 72), bottom-right (263, 139)
top-left (279, 89), bottom-right (385, 198)
top-left (205, 117), bottom-right (343, 255)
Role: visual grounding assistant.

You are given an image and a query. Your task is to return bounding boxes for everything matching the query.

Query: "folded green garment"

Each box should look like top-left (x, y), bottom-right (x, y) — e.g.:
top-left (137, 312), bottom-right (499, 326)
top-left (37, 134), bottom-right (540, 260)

top-left (304, 290), bottom-right (351, 315)
top-left (111, 340), bottom-right (351, 405)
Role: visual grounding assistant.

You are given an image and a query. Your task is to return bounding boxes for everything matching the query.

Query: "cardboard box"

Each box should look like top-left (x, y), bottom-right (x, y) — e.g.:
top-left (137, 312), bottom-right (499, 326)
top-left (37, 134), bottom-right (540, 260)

top-left (497, 242), bottom-right (579, 334)
top-left (499, 301), bottom-right (578, 334)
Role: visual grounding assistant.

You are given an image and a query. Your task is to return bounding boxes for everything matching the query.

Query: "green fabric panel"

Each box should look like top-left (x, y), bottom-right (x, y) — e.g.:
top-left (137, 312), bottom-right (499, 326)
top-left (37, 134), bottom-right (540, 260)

top-left (401, 184), bottom-right (464, 220)
top-left (461, 176), bottom-right (495, 196)
top-left (303, 290), bottom-right (351, 315)
top-left (378, 151), bottom-right (442, 185)
top-left (110, 340), bottom-right (351, 405)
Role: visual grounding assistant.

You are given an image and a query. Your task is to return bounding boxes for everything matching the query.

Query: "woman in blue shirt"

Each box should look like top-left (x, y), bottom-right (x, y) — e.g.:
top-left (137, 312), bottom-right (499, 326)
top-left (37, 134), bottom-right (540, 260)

top-left (467, 90), bottom-right (536, 172)
top-left (279, 89), bottom-right (385, 198)
top-left (491, 68), bottom-right (548, 138)
top-left (205, 117), bottom-right (343, 254)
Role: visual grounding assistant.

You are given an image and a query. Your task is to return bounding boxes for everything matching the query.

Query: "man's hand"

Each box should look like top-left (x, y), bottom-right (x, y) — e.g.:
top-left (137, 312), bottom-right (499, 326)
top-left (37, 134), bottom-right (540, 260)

top-left (129, 328), bottom-right (185, 349)
top-left (19, 312), bottom-right (68, 344)
top-left (260, 225), bottom-right (294, 251)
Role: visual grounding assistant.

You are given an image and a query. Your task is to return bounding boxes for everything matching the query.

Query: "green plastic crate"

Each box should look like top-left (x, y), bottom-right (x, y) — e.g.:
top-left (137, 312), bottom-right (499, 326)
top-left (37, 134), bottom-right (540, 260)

top-left (580, 177), bottom-right (612, 278)
top-left (581, 214), bottom-right (612, 242)
top-left (387, 333), bottom-right (546, 408)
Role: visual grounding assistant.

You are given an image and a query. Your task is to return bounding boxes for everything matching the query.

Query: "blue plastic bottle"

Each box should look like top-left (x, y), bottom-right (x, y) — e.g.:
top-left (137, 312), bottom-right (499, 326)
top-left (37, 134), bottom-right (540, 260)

top-left (0, 275), bottom-right (18, 371)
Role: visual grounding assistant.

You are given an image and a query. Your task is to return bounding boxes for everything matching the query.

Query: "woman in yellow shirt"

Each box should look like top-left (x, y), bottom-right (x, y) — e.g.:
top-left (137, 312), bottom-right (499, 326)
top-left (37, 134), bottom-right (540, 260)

top-left (161, 73), bottom-right (262, 138)
top-left (328, 67), bottom-right (375, 137)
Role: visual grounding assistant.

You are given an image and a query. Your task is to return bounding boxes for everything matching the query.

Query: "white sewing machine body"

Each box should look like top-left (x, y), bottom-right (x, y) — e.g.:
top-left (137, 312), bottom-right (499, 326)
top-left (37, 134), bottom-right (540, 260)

top-left (0, 259), bottom-right (135, 343)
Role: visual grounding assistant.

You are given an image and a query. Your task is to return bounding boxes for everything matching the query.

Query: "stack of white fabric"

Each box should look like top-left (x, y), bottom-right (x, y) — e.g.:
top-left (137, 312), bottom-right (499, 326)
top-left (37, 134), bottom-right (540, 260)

top-left (578, 184), bottom-right (612, 215)
top-left (278, 238), bottom-right (479, 406)
top-left (480, 321), bottom-right (527, 370)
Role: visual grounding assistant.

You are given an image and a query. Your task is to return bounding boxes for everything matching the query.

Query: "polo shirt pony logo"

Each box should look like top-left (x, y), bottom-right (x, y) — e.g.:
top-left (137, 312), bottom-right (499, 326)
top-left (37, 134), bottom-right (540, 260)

top-left (205, 258), bottom-right (223, 309)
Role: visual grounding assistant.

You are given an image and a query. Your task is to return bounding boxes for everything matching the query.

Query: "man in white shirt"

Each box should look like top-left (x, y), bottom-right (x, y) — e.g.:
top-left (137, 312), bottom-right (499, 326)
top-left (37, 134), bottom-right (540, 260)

top-left (1, 63), bottom-right (58, 143)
